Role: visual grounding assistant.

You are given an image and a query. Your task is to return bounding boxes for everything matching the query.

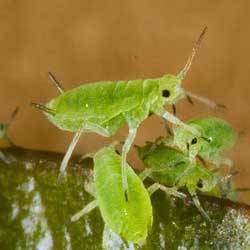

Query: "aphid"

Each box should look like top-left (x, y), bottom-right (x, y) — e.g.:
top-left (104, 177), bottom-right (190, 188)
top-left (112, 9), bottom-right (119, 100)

top-left (71, 144), bottom-right (153, 244)
top-left (0, 107), bottom-right (19, 146)
top-left (136, 141), bottom-right (231, 221)
top-left (168, 117), bottom-right (238, 170)
top-left (32, 27), bottom-right (216, 197)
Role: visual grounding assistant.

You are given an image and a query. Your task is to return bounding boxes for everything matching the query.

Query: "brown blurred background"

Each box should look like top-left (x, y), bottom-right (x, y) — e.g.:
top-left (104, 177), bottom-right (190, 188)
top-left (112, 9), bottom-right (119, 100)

top-left (0, 0), bottom-right (249, 203)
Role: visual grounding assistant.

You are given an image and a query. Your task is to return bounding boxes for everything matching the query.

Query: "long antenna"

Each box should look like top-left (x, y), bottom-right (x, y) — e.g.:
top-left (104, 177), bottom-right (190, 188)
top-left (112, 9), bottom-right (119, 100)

top-left (178, 26), bottom-right (207, 80)
top-left (48, 72), bottom-right (64, 94)
top-left (31, 102), bottom-right (56, 116)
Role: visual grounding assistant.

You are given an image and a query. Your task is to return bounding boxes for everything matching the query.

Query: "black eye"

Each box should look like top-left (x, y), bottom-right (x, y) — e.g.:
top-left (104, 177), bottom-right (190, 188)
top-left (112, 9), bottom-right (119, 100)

top-left (162, 90), bottom-right (170, 98)
top-left (197, 179), bottom-right (203, 188)
top-left (191, 138), bottom-right (197, 144)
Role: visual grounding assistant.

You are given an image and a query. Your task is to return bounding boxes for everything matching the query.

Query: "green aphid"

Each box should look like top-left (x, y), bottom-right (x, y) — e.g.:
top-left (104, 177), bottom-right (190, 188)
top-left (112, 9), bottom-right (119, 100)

top-left (71, 144), bottom-right (153, 244)
top-left (169, 117), bottom-right (238, 170)
top-left (136, 141), bottom-right (231, 221)
top-left (0, 107), bottom-right (19, 146)
top-left (32, 28), bottom-right (217, 197)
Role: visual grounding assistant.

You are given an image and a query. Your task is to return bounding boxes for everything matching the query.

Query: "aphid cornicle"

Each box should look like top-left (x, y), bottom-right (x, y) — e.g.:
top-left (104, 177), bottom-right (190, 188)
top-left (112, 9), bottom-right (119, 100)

top-left (32, 27), bottom-right (215, 198)
top-left (71, 144), bottom-right (153, 244)
top-left (136, 141), bottom-right (233, 221)
top-left (168, 117), bottom-right (238, 170)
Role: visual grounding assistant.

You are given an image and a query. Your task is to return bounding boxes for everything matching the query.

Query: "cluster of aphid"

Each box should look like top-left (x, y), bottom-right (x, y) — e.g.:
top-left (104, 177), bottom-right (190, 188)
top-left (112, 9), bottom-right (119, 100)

top-left (0, 27), bottom-right (245, 245)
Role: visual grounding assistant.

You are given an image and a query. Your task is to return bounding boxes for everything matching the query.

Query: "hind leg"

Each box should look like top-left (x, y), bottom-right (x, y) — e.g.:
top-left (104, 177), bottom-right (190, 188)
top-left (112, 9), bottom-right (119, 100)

top-left (71, 200), bottom-right (98, 222)
top-left (147, 183), bottom-right (186, 199)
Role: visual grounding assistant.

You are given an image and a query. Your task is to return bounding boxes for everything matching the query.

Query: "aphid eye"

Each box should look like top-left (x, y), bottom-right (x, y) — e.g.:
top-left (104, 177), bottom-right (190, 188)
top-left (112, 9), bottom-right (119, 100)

top-left (197, 179), bottom-right (203, 188)
top-left (191, 138), bottom-right (197, 145)
top-left (162, 90), bottom-right (170, 98)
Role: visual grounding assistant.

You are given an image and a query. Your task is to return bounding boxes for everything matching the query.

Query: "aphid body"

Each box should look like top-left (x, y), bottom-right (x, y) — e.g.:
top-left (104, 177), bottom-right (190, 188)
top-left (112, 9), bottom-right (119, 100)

top-left (72, 144), bottom-right (153, 244)
top-left (137, 141), bottom-right (228, 220)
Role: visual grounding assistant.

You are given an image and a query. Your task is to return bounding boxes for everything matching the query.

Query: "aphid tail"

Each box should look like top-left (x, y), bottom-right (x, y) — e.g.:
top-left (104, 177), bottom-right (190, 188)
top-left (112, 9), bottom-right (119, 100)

top-left (30, 102), bottom-right (56, 116)
top-left (178, 26), bottom-right (207, 80)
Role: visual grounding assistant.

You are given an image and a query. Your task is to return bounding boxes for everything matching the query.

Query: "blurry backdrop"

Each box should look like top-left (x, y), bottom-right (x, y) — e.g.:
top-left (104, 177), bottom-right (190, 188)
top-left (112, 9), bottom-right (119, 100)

top-left (0, 0), bottom-right (249, 203)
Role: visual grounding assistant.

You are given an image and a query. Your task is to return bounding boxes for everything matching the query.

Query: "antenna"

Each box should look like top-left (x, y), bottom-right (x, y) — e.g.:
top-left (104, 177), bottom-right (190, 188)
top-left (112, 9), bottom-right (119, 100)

top-left (48, 72), bottom-right (64, 94)
top-left (31, 102), bottom-right (56, 116)
top-left (178, 26), bottom-right (207, 80)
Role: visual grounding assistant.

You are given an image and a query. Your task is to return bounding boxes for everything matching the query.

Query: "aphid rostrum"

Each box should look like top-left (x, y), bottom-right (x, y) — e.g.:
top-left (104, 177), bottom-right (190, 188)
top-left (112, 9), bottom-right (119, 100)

top-left (32, 27), bottom-right (215, 197)
top-left (71, 144), bottom-right (153, 244)
top-left (167, 117), bottom-right (238, 170)
top-left (136, 141), bottom-right (233, 221)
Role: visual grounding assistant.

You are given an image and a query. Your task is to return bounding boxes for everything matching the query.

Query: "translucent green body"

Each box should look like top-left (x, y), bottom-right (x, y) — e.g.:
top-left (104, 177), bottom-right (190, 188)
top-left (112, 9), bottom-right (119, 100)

top-left (46, 75), bottom-right (184, 133)
top-left (172, 117), bottom-right (238, 165)
top-left (94, 145), bottom-right (153, 243)
top-left (137, 142), bottom-right (222, 197)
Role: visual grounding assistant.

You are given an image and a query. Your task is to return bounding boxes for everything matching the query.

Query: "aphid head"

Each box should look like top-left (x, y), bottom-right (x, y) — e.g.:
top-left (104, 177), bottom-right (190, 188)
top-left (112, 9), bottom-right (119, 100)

top-left (159, 74), bottom-right (185, 105)
top-left (173, 125), bottom-right (211, 159)
top-left (191, 166), bottom-right (218, 193)
top-left (195, 174), bottom-right (218, 194)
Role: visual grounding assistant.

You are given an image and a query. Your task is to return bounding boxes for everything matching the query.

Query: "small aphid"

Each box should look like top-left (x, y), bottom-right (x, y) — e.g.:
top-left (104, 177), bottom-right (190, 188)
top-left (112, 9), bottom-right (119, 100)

top-left (71, 144), bottom-right (153, 244)
top-left (136, 141), bottom-right (232, 221)
top-left (32, 28), bottom-right (217, 197)
top-left (169, 117), bottom-right (238, 170)
top-left (0, 107), bottom-right (19, 146)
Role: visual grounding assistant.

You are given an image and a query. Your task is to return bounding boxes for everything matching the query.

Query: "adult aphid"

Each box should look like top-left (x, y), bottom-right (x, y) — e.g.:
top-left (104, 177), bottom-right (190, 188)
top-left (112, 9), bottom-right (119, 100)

top-left (167, 117), bottom-right (238, 171)
top-left (32, 27), bottom-right (213, 198)
top-left (0, 107), bottom-right (19, 146)
top-left (136, 141), bottom-right (233, 221)
top-left (71, 144), bottom-right (153, 244)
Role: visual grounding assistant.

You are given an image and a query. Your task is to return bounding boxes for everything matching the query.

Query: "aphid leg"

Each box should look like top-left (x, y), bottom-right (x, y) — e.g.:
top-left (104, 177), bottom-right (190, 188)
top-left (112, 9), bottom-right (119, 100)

top-left (197, 155), bottom-right (209, 168)
top-left (160, 110), bottom-right (200, 136)
top-left (147, 183), bottom-right (186, 199)
top-left (191, 195), bottom-right (211, 222)
top-left (186, 94), bottom-right (194, 105)
top-left (139, 168), bottom-right (152, 181)
top-left (58, 128), bottom-right (84, 182)
top-left (0, 151), bottom-right (12, 164)
top-left (121, 127), bottom-right (137, 201)
top-left (5, 134), bottom-right (15, 147)
top-left (71, 200), bottom-right (98, 222)
top-left (48, 72), bottom-right (65, 94)
top-left (222, 157), bottom-right (234, 173)
top-left (185, 91), bottom-right (226, 110)
top-left (7, 107), bottom-right (19, 126)
top-left (164, 122), bottom-right (173, 136)
top-left (172, 104), bottom-right (176, 115)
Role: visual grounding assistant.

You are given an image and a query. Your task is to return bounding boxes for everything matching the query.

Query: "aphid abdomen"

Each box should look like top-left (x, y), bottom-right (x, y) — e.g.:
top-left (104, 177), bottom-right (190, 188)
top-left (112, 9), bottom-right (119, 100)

top-left (46, 79), bottom-right (152, 132)
top-left (94, 145), bottom-right (153, 244)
